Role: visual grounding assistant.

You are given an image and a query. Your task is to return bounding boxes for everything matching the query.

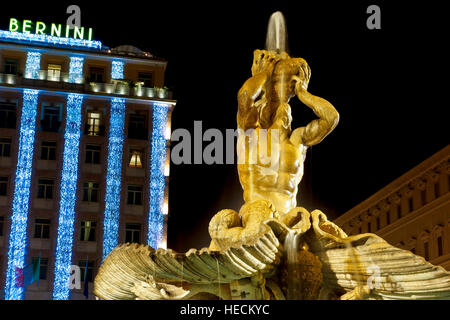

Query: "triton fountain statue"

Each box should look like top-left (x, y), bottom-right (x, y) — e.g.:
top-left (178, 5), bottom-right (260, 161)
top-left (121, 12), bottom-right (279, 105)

top-left (94, 12), bottom-right (450, 300)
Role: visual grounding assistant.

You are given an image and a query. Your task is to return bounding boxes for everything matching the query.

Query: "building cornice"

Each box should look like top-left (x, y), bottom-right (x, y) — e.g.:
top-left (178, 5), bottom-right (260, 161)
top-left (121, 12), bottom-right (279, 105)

top-left (376, 192), bottom-right (450, 238)
top-left (334, 145), bottom-right (450, 226)
top-left (0, 41), bottom-right (168, 68)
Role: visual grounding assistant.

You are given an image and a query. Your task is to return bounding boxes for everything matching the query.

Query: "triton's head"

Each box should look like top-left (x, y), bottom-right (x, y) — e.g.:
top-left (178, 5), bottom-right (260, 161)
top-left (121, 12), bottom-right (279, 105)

top-left (251, 49), bottom-right (288, 76)
top-left (251, 50), bottom-right (311, 92)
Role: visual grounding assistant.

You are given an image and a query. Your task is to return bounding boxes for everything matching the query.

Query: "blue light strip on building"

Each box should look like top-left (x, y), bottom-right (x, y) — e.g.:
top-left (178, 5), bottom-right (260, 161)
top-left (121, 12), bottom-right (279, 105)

top-left (52, 94), bottom-right (84, 300)
top-left (4, 89), bottom-right (39, 300)
top-left (148, 103), bottom-right (169, 248)
top-left (68, 57), bottom-right (84, 84)
top-left (111, 61), bottom-right (124, 80)
top-left (24, 52), bottom-right (41, 79)
top-left (0, 30), bottom-right (102, 50)
top-left (102, 98), bottom-right (126, 260)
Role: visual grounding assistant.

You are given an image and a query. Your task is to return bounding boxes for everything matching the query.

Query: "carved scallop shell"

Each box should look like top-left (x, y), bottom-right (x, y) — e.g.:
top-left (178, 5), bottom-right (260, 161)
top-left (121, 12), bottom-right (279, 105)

top-left (94, 227), bottom-right (282, 300)
top-left (308, 210), bottom-right (450, 300)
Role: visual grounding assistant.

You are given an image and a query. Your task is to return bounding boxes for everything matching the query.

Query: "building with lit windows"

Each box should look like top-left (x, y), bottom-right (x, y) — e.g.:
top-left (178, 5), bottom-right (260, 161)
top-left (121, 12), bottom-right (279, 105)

top-left (334, 146), bottom-right (450, 271)
top-left (0, 25), bottom-right (175, 300)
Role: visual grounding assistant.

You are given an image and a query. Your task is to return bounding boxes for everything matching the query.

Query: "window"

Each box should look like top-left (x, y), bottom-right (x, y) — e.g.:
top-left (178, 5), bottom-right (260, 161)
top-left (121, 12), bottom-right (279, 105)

top-left (421, 189), bottom-right (427, 206)
top-left (89, 67), bottom-right (104, 83)
top-left (125, 223), bottom-right (141, 243)
top-left (386, 212), bottom-right (390, 225)
top-left (80, 221), bottom-right (96, 241)
top-left (138, 72), bottom-right (153, 87)
top-left (0, 138), bottom-right (12, 157)
top-left (34, 218), bottom-right (50, 239)
top-left (3, 59), bottom-right (18, 75)
top-left (85, 145), bottom-right (101, 164)
top-left (78, 260), bottom-right (96, 282)
top-left (408, 197), bottom-right (413, 213)
top-left (47, 64), bottom-right (61, 81)
top-left (83, 182), bottom-right (99, 202)
top-left (397, 204), bottom-right (401, 219)
top-left (129, 149), bottom-right (143, 168)
top-left (0, 177), bottom-right (8, 196)
top-left (0, 100), bottom-right (17, 129)
top-left (437, 236), bottom-right (443, 256)
top-left (424, 241), bottom-right (429, 261)
top-left (128, 114), bottom-right (147, 139)
top-left (37, 179), bottom-right (54, 199)
top-left (41, 102), bottom-right (62, 132)
top-left (127, 185), bottom-right (143, 205)
top-left (40, 141), bottom-right (57, 160)
top-left (367, 222), bottom-right (371, 233)
top-left (434, 182), bottom-right (440, 198)
top-left (0, 216), bottom-right (4, 237)
top-left (376, 216), bottom-right (380, 231)
top-left (32, 257), bottom-right (49, 280)
top-left (86, 112), bottom-right (101, 136)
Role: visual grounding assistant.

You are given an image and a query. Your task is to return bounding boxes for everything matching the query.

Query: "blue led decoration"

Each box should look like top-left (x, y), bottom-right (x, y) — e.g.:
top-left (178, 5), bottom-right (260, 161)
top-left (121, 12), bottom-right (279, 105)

top-left (68, 57), bottom-right (84, 84)
top-left (0, 30), bottom-right (102, 50)
top-left (4, 89), bottom-right (39, 300)
top-left (102, 98), bottom-right (126, 261)
top-left (24, 52), bottom-right (41, 79)
top-left (52, 94), bottom-right (84, 300)
top-left (111, 61), bottom-right (124, 80)
top-left (147, 103), bottom-right (169, 248)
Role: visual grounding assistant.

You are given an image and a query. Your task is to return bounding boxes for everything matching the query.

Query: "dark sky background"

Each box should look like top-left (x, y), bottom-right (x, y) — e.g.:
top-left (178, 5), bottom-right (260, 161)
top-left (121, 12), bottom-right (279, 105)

top-left (1, 1), bottom-right (448, 252)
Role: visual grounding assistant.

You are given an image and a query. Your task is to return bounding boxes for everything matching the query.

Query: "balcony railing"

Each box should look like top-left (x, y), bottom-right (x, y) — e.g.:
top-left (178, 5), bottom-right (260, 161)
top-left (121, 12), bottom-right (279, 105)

top-left (88, 83), bottom-right (171, 99)
top-left (134, 86), bottom-right (170, 99)
top-left (0, 72), bottom-right (172, 100)
top-left (0, 73), bottom-right (18, 85)
top-left (89, 82), bottom-right (130, 96)
top-left (24, 70), bottom-right (84, 84)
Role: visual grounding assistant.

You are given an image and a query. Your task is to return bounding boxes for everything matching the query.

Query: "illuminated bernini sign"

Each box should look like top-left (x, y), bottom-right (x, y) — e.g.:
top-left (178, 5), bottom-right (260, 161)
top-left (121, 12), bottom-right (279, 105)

top-left (9, 18), bottom-right (94, 41)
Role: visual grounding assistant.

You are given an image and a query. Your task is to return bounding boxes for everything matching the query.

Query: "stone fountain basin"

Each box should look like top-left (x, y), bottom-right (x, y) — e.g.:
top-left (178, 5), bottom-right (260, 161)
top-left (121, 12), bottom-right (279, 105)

top-left (94, 211), bottom-right (450, 300)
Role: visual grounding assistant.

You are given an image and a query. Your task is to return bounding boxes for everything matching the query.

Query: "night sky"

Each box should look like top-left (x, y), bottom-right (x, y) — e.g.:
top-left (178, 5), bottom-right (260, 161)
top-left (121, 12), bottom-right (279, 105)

top-left (1, 2), bottom-right (448, 252)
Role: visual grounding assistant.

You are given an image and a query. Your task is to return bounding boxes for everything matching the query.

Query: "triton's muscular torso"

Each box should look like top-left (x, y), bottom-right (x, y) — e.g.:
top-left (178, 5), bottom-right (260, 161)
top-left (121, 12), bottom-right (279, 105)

top-left (237, 50), bottom-right (338, 215)
top-left (237, 135), bottom-right (307, 215)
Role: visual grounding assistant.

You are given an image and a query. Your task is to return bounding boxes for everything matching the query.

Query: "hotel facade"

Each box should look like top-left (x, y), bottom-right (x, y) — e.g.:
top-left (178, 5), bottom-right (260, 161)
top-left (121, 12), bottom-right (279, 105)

top-left (0, 23), bottom-right (175, 300)
top-left (334, 146), bottom-right (450, 271)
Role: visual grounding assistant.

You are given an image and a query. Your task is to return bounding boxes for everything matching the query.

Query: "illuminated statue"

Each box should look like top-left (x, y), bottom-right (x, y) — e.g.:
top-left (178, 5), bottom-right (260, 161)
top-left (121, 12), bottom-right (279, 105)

top-left (94, 13), bottom-right (450, 300)
top-left (237, 49), bottom-right (338, 214)
top-left (208, 48), bottom-right (338, 251)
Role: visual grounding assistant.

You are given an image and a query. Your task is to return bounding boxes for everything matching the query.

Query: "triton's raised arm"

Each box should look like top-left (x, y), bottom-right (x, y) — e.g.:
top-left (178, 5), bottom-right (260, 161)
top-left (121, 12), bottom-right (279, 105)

top-left (290, 77), bottom-right (339, 147)
top-left (237, 71), bottom-right (269, 130)
top-left (237, 50), bottom-right (285, 130)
